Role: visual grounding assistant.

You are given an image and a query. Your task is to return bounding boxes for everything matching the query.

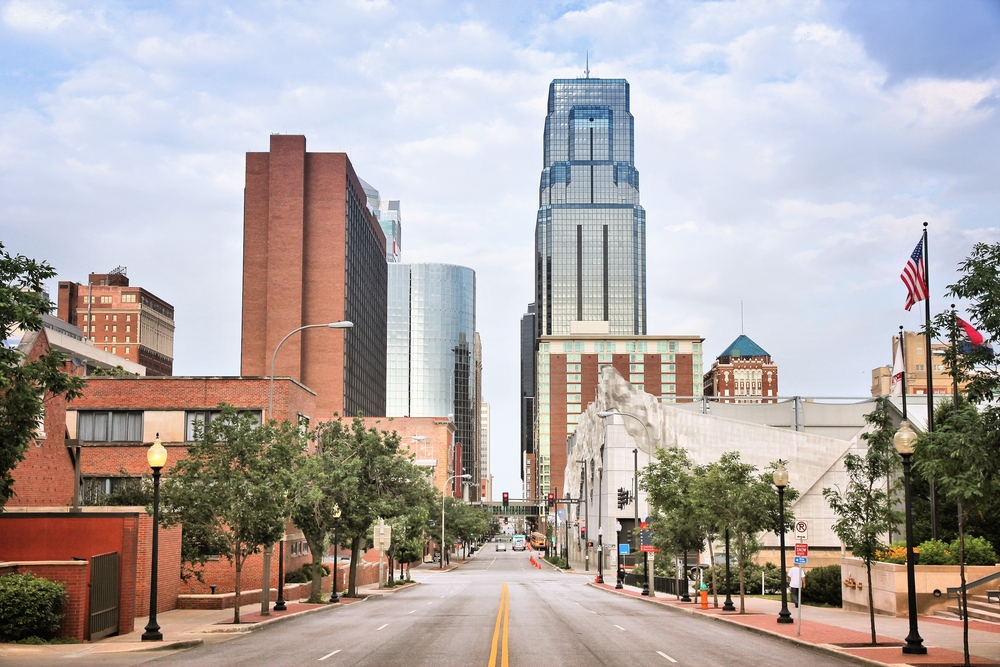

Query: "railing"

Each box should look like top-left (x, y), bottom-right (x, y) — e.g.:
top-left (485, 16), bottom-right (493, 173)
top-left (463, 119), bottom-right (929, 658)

top-left (620, 573), bottom-right (691, 597)
top-left (947, 568), bottom-right (1000, 619)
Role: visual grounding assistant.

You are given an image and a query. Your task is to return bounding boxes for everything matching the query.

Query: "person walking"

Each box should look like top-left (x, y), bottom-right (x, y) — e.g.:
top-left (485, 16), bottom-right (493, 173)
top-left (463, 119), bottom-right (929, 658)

top-left (788, 564), bottom-right (806, 608)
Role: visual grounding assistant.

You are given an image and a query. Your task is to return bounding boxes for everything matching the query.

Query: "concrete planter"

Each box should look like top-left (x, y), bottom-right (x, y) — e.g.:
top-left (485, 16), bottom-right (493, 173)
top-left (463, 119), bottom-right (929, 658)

top-left (840, 557), bottom-right (1000, 617)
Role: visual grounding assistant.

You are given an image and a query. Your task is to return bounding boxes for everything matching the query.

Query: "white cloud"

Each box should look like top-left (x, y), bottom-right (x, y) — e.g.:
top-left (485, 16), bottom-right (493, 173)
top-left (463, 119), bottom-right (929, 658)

top-left (2, 0), bottom-right (72, 32)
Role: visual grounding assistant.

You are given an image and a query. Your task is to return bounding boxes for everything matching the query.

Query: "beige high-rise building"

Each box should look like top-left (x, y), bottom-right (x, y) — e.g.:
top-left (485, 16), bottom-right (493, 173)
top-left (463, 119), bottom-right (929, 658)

top-left (871, 330), bottom-right (960, 397)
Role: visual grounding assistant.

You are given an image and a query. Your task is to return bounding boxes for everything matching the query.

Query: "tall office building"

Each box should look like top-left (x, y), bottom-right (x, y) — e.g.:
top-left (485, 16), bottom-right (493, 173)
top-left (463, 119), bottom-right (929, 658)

top-left (241, 135), bottom-right (387, 419)
top-left (386, 263), bottom-right (478, 499)
top-left (535, 77), bottom-right (646, 339)
top-left (480, 401), bottom-right (491, 501)
top-left (520, 303), bottom-right (537, 499)
top-left (360, 179), bottom-right (402, 263)
top-left (57, 269), bottom-right (175, 375)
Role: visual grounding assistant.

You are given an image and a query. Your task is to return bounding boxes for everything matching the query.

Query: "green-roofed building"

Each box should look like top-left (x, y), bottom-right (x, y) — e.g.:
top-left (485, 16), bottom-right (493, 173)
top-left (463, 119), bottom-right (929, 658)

top-left (704, 334), bottom-right (778, 403)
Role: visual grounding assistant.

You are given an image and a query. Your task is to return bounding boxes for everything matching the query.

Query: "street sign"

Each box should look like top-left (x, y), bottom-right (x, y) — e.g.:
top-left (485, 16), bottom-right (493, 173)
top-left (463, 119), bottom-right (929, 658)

top-left (794, 520), bottom-right (808, 542)
top-left (793, 556), bottom-right (807, 565)
top-left (795, 544), bottom-right (809, 557)
top-left (619, 544), bottom-right (630, 555)
top-left (640, 545), bottom-right (661, 553)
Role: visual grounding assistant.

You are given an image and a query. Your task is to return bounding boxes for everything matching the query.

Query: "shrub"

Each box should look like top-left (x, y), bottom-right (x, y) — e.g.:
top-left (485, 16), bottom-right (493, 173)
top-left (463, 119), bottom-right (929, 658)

top-left (284, 563), bottom-right (330, 584)
top-left (0, 573), bottom-right (67, 642)
top-left (876, 540), bottom-right (910, 564)
top-left (802, 565), bottom-right (842, 607)
top-left (916, 539), bottom-right (954, 565)
top-left (952, 536), bottom-right (997, 566)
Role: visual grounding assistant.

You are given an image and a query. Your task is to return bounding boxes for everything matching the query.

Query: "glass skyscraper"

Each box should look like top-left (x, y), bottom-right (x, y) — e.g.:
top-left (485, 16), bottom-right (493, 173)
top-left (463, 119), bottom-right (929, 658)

top-left (535, 77), bottom-right (646, 337)
top-left (387, 263), bottom-right (478, 494)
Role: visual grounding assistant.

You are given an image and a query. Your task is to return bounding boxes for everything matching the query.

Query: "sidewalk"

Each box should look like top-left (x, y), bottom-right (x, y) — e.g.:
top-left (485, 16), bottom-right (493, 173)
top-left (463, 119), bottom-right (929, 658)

top-left (590, 582), bottom-right (1000, 666)
top-left (0, 594), bottom-right (358, 659)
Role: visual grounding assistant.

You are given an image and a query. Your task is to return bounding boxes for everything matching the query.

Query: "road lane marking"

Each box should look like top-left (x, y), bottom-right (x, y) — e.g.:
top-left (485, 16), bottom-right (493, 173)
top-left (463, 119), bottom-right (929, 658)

top-left (376, 623), bottom-right (389, 631)
top-left (427, 601), bottom-right (434, 604)
top-left (408, 610), bottom-right (416, 614)
top-left (657, 651), bottom-right (677, 663)
top-left (319, 649), bottom-right (341, 661)
top-left (487, 582), bottom-right (510, 667)
top-left (614, 624), bottom-right (626, 631)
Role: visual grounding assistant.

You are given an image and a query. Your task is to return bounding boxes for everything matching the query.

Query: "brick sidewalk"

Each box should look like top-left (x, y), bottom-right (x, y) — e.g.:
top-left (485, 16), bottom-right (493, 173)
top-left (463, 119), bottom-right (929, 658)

top-left (591, 583), bottom-right (1000, 667)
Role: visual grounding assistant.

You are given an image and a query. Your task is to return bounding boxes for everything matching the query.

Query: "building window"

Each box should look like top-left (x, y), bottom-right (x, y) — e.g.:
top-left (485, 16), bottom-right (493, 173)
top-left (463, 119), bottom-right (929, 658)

top-left (566, 384), bottom-right (581, 392)
top-left (598, 354), bottom-right (612, 362)
top-left (662, 384), bottom-right (676, 393)
top-left (662, 363), bottom-right (675, 372)
top-left (630, 374), bottom-right (644, 383)
top-left (661, 354), bottom-right (675, 362)
top-left (567, 394), bottom-right (581, 403)
top-left (915, 364), bottom-right (925, 371)
top-left (567, 404), bottom-right (581, 414)
top-left (82, 476), bottom-right (145, 505)
top-left (125, 337), bottom-right (130, 343)
top-left (661, 374), bottom-right (676, 382)
top-left (100, 296), bottom-right (112, 304)
top-left (630, 364), bottom-right (643, 372)
top-left (186, 410), bottom-right (262, 441)
top-left (112, 325), bottom-right (117, 332)
top-left (567, 364), bottom-right (581, 372)
top-left (126, 314), bottom-right (131, 321)
top-left (126, 325), bottom-right (131, 332)
top-left (692, 343), bottom-right (701, 352)
top-left (121, 294), bottom-right (137, 303)
top-left (112, 347), bottom-right (116, 353)
top-left (125, 347), bottom-right (130, 354)
top-left (566, 374), bottom-right (581, 382)
top-left (78, 411), bottom-right (143, 442)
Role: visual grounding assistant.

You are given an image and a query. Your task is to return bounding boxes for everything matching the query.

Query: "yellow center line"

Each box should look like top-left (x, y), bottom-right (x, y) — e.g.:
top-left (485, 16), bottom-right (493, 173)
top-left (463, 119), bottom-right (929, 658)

top-left (487, 583), bottom-right (510, 667)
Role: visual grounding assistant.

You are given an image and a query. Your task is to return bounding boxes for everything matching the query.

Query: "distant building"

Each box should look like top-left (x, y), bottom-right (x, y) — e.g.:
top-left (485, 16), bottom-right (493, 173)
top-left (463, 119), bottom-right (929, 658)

top-left (386, 263), bottom-right (479, 499)
top-left (520, 303), bottom-right (536, 499)
top-left (871, 330), bottom-right (957, 397)
top-left (480, 401), bottom-right (491, 501)
top-left (360, 416), bottom-right (457, 495)
top-left (240, 135), bottom-right (387, 419)
top-left (703, 334), bottom-right (777, 404)
top-left (360, 179), bottom-right (402, 263)
top-left (57, 269), bottom-right (174, 375)
top-left (535, 332), bottom-right (704, 502)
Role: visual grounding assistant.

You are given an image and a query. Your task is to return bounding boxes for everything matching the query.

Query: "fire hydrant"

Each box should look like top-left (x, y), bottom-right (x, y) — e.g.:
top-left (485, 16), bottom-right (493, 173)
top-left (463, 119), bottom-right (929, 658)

top-left (700, 581), bottom-right (708, 610)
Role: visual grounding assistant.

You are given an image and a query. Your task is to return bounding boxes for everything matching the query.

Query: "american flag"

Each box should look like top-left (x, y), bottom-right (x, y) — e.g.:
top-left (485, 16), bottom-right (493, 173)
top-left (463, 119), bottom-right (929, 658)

top-left (901, 237), bottom-right (928, 311)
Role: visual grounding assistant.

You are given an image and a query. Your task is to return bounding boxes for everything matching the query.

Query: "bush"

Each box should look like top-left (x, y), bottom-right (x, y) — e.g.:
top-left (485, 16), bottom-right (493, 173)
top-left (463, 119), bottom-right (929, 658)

top-left (877, 540), bottom-right (909, 564)
top-left (284, 563), bottom-right (330, 584)
top-left (0, 573), bottom-right (67, 642)
top-left (802, 565), bottom-right (842, 607)
top-left (916, 539), bottom-right (953, 565)
top-left (544, 555), bottom-right (568, 569)
top-left (952, 536), bottom-right (997, 566)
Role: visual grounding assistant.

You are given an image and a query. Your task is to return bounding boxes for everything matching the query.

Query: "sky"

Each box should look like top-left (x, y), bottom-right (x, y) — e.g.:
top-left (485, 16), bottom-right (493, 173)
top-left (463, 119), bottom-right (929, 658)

top-left (3, 0), bottom-right (1000, 501)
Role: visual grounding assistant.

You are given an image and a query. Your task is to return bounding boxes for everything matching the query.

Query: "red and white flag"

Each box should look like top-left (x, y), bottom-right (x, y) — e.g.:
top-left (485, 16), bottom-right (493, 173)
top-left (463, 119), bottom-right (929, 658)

top-left (901, 237), bottom-right (928, 311)
top-left (890, 336), bottom-right (905, 397)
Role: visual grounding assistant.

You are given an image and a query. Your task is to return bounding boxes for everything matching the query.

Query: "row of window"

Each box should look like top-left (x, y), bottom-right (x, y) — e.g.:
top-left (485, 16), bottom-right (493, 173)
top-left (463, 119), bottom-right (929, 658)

top-left (83, 314), bottom-right (133, 322)
top-left (82, 294), bottom-right (138, 304)
top-left (77, 410), bottom-right (263, 442)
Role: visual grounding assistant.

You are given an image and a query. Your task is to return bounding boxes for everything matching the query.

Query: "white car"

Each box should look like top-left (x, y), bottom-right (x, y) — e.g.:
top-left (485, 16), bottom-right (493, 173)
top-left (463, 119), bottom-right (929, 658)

top-left (496, 541), bottom-right (507, 551)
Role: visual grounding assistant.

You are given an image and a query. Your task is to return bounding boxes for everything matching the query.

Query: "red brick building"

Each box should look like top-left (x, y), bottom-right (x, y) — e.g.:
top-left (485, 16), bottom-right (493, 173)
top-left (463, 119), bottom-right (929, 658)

top-left (703, 334), bottom-right (778, 403)
top-left (241, 135), bottom-right (387, 419)
top-left (57, 269), bottom-right (175, 376)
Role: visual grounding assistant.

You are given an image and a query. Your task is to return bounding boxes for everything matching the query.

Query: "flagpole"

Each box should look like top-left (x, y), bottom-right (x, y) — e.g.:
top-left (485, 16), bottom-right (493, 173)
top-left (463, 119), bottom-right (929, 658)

top-left (951, 305), bottom-right (961, 410)
top-left (922, 221), bottom-right (938, 540)
top-left (899, 325), bottom-right (908, 420)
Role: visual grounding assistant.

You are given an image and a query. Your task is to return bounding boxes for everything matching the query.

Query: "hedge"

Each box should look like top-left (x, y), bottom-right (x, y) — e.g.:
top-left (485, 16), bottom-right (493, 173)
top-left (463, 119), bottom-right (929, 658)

top-left (0, 573), bottom-right (68, 642)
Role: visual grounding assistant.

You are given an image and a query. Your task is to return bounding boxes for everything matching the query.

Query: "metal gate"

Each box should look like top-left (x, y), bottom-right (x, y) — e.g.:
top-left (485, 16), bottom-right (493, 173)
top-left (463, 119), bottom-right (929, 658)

top-left (89, 552), bottom-right (119, 640)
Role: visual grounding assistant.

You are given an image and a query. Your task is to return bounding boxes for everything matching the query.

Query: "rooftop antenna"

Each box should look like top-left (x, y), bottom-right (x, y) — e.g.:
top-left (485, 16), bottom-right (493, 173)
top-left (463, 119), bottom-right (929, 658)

top-left (741, 301), bottom-right (744, 334)
top-left (585, 51), bottom-right (590, 78)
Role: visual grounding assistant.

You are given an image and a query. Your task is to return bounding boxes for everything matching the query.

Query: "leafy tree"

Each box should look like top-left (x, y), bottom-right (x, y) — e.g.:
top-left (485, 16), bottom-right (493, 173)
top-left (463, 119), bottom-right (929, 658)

top-left (313, 418), bottom-right (431, 596)
top-left (159, 405), bottom-right (300, 623)
top-left (0, 244), bottom-right (86, 509)
top-left (89, 365), bottom-right (136, 377)
top-left (288, 438), bottom-right (356, 602)
top-left (823, 397), bottom-right (901, 646)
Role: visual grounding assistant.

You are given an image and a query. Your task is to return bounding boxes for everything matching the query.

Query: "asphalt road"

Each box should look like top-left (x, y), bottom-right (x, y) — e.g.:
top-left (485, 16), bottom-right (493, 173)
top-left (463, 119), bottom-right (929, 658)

top-left (13, 549), bottom-right (862, 667)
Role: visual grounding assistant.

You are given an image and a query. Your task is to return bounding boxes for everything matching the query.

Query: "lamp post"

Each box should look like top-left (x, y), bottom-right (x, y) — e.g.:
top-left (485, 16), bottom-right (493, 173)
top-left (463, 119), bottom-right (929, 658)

top-left (895, 421), bottom-right (927, 655)
top-left (774, 461), bottom-right (793, 624)
top-left (723, 528), bottom-right (735, 611)
top-left (330, 505), bottom-right (342, 602)
top-left (142, 435), bottom-right (168, 641)
top-left (268, 321), bottom-right (353, 420)
top-left (615, 520), bottom-right (624, 589)
top-left (274, 536), bottom-right (286, 611)
top-left (442, 474), bottom-right (471, 569)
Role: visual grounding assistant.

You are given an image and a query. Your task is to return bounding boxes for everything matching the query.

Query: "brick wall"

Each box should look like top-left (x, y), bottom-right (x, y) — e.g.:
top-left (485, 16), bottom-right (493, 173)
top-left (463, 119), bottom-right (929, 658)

top-left (1, 561), bottom-right (89, 641)
top-left (134, 513), bottom-right (182, 617)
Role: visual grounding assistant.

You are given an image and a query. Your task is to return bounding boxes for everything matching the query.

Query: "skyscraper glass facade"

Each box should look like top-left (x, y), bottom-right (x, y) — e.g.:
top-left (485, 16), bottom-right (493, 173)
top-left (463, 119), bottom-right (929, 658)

top-left (535, 78), bottom-right (646, 338)
top-left (387, 264), bottom-right (477, 491)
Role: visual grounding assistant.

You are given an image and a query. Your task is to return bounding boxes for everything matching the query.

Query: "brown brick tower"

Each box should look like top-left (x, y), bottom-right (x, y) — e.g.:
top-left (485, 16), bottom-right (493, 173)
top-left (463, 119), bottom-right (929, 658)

top-left (240, 135), bottom-right (387, 418)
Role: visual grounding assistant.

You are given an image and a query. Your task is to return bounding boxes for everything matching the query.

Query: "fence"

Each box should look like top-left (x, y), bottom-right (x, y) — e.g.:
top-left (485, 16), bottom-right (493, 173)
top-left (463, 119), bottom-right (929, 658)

top-left (620, 572), bottom-right (691, 597)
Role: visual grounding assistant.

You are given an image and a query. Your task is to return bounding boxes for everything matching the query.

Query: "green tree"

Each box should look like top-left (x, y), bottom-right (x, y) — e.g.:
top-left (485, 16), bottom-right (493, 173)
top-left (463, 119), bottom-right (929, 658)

top-left (313, 418), bottom-right (430, 596)
top-left (159, 405), bottom-right (300, 623)
top-left (0, 244), bottom-right (86, 509)
top-left (288, 438), bottom-right (356, 602)
top-left (823, 397), bottom-right (901, 646)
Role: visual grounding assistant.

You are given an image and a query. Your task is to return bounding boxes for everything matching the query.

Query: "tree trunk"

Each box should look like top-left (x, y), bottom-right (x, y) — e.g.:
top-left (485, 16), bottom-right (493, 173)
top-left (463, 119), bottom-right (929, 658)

top-left (959, 501), bottom-right (970, 667)
top-left (233, 553), bottom-right (243, 625)
top-left (303, 530), bottom-right (326, 603)
top-left (865, 559), bottom-right (876, 645)
top-left (348, 535), bottom-right (362, 597)
top-left (707, 533), bottom-right (718, 608)
top-left (737, 533), bottom-right (746, 614)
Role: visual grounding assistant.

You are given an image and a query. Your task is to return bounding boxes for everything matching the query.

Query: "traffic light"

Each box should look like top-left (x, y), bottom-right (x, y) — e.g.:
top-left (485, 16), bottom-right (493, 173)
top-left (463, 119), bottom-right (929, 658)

top-left (546, 492), bottom-right (555, 507)
top-left (617, 487), bottom-right (627, 509)
top-left (580, 526), bottom-right (586, 538)
top-left (502, 492), bottom-right (509, 507)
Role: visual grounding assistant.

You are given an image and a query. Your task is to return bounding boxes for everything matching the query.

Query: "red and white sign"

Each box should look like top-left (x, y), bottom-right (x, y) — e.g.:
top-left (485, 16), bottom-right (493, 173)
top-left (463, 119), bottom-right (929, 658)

top-left (795, 544), bottom-right (808, 557)
top-left (794, 520), bottom-right (808, 542)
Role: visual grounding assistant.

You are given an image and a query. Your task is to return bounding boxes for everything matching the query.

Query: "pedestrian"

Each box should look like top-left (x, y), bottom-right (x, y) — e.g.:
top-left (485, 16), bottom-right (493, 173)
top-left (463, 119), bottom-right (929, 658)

top-left (617, 563), bottom-right (626, 586)
top-left (788, 564), bottom-right (806, 608)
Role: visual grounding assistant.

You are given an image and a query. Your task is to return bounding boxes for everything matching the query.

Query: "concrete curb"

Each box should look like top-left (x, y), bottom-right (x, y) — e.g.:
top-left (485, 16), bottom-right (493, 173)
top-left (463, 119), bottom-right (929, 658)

top-left (355, 581), bottom-right (421, 596)
top-left (588, 583), bottom-right (889, 667)
top-left (103, 638), bottom-right (206, 652)
top-left (201, 598), bottom-right (356, 634)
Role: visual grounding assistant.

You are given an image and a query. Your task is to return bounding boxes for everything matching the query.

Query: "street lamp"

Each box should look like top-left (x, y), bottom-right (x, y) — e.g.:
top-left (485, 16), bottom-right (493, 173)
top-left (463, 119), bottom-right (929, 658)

top-left (894, 421), bottom-right (927, 655)
top-left (274, 533), bottom-right (287, 611)
top-left (268, 321), bottom-right (354, 421)
top-left (615, 521), bottom-right (624, 589)
top-left (442, 474), bottom-right (471, 569)
top-left (330, 504), bottom-right (342, 602)
top-left (576, 459), bottom-right (589, 572)
top-left (723, 528), bottom-right (735, 611)
top-left (773, 461), bottom-right (793, 624)
top-left (142, 435), bottom-right (168, 641)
